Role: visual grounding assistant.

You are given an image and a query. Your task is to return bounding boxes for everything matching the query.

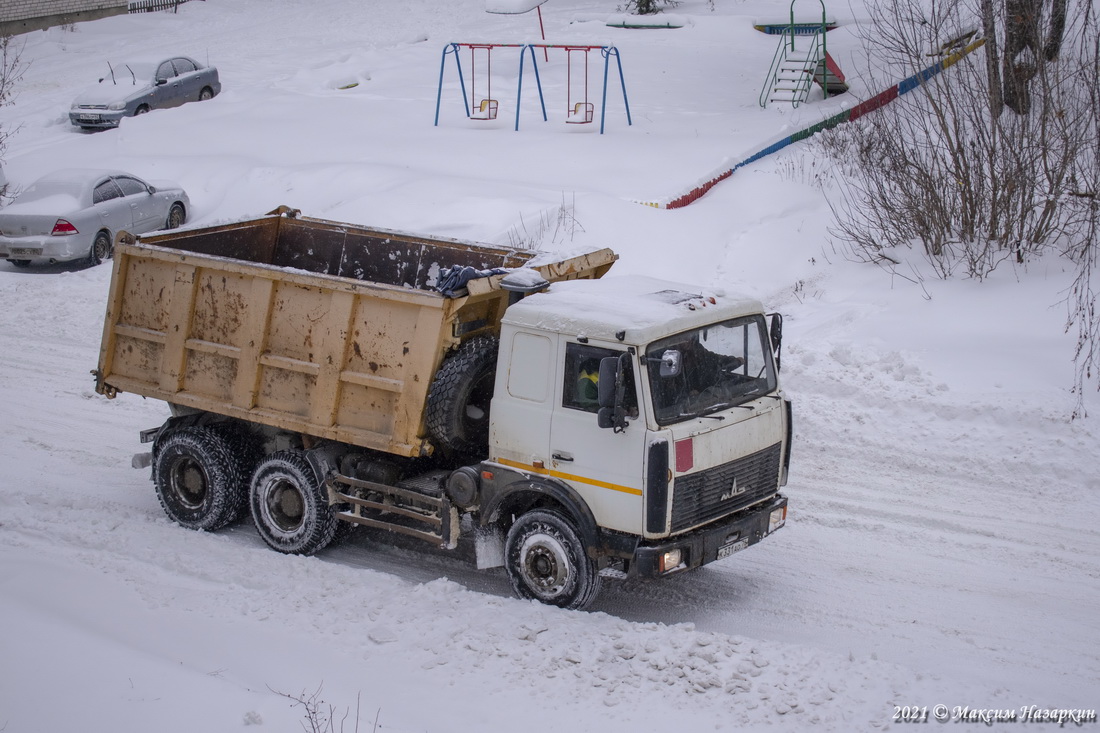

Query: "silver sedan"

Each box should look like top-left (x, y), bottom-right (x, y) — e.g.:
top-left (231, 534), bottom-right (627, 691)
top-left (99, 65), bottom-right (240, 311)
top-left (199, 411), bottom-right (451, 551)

top-left (0, 169), bottom-right (189, 268)
top-left (70, 56), bottom-right (220, 130)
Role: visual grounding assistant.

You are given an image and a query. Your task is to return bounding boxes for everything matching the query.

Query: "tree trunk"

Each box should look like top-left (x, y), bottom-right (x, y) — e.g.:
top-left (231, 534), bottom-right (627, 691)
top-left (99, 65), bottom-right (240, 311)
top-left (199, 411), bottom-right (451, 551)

top-left (981, 0), bottom-right (1004, 117)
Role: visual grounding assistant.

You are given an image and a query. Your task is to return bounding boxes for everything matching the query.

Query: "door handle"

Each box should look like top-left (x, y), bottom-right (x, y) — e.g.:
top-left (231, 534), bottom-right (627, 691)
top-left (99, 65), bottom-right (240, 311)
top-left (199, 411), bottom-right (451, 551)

top-left (552, 451), bottom-right (574, 462)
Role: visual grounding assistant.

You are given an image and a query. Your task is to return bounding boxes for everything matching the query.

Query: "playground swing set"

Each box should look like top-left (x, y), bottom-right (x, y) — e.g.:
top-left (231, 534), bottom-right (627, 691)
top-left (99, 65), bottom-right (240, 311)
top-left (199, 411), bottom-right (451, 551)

top-left (434, 41), bottom-right (631, 134)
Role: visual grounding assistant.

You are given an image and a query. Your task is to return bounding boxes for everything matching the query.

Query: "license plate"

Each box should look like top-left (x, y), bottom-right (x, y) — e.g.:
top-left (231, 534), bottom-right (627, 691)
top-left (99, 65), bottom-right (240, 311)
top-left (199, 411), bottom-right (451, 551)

top-left (717, 538), bottom-right (748, 559)
top-left (78, 115), bottom-right (100, 122)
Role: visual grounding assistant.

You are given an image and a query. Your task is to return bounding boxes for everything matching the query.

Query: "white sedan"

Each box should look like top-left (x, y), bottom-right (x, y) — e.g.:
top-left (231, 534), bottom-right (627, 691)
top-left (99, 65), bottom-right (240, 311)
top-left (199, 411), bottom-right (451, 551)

top-left (0, 169), bottom-right (189, 268)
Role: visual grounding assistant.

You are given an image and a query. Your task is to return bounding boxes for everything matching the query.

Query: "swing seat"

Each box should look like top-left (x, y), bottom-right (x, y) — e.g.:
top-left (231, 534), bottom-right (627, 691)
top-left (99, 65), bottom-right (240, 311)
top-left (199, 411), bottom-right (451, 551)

top-left (566, 102), bottom-right (594, 124)
top-left (471, 99), bottom-right (499, 120)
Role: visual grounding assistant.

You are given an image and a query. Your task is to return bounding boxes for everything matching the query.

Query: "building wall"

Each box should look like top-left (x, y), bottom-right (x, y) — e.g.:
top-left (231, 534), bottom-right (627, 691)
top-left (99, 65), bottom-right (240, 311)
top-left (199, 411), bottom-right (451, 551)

top-left (0, 0), bottom-right (128, 36)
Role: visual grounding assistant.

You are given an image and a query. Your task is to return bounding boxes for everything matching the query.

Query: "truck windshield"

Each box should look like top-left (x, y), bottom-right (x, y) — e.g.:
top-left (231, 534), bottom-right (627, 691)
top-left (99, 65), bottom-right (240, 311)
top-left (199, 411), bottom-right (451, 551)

top-left (646, 315), bottom-right (776, 425)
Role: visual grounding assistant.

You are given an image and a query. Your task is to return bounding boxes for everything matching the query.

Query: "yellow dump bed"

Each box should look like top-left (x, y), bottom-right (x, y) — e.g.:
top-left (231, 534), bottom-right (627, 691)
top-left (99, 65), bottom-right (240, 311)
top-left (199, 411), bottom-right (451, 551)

top-left (95, 208), bottom-right (616, 458)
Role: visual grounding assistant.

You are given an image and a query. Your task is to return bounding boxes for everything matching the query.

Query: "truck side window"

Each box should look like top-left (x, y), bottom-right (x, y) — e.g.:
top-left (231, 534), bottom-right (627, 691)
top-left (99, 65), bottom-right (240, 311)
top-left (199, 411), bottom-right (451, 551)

top-left (562, 343), bottom-right (636, 414)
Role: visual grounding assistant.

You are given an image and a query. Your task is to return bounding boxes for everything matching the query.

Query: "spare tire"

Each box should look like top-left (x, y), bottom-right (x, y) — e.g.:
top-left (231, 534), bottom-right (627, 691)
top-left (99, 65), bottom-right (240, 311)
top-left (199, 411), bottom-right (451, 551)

top-left (426, 336), bottom-right (499, 455)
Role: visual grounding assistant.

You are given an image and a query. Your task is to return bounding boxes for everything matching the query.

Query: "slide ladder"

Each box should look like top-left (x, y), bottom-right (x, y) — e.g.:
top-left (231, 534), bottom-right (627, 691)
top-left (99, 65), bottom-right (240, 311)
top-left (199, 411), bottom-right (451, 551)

top-left (759, 30), bottom-right (823, 108)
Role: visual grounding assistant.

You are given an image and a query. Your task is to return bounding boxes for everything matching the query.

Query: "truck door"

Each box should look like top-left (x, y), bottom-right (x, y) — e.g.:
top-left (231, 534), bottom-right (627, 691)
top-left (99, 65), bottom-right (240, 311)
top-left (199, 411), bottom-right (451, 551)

top-left (488, 331), bottom-right (555, 470)
top-left (549, 341), bottom-right (647, 535)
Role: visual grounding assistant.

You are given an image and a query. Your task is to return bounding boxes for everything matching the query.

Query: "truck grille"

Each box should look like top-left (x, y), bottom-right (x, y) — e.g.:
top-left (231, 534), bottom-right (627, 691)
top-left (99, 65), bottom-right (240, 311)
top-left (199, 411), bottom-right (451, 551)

top-left (670, 443), bottom-right (781, 533)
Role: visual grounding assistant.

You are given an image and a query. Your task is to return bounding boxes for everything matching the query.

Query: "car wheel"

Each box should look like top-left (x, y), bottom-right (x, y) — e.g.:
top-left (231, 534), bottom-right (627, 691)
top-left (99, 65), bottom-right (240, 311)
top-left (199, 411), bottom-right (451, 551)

top-left (505, 510), bottom-right (602, 610)
top-left (199, 86), bottom-right (214, 101)
top-left (135, 104), bottom-right (150, 115)
top-left (86, 231), bottom-right (111, 267)
top-left (166, 202), bottom-right (185, 229)
top-left (8, 259), bottom-right (30, 268)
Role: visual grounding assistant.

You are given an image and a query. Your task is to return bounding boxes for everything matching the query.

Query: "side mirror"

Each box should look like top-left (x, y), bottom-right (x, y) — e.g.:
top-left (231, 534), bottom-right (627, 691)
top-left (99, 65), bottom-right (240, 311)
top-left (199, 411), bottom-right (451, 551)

top-left (156, 78), bottom-right (168, 86)
top-left (768, 312), bottom-right (783, 371)
top-left (146, 186), bottom-right (157, 194)
top-left (596, 354), bottom-right (628, 431)
top-left (659, 349), bottom-right (682, 378)
top-left (596, 356), bottom-right (618, 410)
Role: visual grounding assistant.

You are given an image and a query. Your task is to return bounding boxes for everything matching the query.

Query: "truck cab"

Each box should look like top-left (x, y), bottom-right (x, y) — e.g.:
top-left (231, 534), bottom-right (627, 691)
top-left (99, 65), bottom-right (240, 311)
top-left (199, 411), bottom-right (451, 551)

top-left (476, 276), bottom-right (791, 607)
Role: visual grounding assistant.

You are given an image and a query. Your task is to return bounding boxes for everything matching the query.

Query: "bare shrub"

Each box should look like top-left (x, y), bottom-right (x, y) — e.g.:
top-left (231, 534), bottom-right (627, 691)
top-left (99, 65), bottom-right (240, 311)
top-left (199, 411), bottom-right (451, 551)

top-left (618, 0), bottom-right (680, 15)
top-left (821, 0), bottom-right (1099, 408)
top-left (506, 192), bottom-right (584, 250)
top-left (271, 684), bottom-right (375, 733)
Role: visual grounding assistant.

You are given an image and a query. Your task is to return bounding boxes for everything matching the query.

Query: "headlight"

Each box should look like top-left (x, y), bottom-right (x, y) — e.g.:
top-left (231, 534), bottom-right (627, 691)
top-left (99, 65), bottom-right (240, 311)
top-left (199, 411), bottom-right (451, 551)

top-left (658, 548), bottom-right (682, 573)
top-left (769, 506), bottom-right (787, 533)
top-left (107, 101), bottom-right (126, 111)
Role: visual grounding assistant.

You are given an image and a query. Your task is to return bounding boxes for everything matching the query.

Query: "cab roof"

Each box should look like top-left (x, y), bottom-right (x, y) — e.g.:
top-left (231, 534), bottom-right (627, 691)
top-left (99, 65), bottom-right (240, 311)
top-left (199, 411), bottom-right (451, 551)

top-left (501, 275), bottom-right (766, 346)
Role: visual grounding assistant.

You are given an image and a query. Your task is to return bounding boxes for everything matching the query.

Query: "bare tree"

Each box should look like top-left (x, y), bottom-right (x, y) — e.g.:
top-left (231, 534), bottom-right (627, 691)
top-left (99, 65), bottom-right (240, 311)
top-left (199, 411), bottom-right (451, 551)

top-left (1065, 14), bottom-right (1100, 414)
top-left (0, 34), bottom-right (27, 199)
top-left (1001, 0), bottom-right (1068, 114)
top-left (820, 0), bottom-right (1099, 407)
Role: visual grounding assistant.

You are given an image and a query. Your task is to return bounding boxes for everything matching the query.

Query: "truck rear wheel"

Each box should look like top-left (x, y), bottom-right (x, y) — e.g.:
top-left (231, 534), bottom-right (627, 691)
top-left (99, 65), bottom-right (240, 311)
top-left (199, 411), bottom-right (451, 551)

top-left (153, 426), bottom-right (249, 531)
top-left (505, 510), bottom-right (602, 610)
top-left (425, 336), bottom-right (498, 455)
top-left (249, 451), bottom-right (338, 555)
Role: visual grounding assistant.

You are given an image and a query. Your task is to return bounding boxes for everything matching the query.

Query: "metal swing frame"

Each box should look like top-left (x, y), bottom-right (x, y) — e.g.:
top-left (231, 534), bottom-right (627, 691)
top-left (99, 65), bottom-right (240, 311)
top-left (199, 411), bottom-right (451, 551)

top-left (434, 42), bottom-right (631, 134)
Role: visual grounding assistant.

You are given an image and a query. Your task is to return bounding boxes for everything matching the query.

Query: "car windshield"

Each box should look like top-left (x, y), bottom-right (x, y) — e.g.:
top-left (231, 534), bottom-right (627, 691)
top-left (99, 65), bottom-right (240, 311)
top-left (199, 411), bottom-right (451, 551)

top-left (646, 315), bottom-right (777, 425)
top-left (102, 60), bottom-right (156, 84)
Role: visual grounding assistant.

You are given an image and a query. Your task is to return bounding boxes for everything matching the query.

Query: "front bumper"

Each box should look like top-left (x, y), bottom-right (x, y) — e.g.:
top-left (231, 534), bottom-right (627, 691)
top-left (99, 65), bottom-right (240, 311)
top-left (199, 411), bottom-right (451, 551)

top-left (631, 494), bottom-right (787, 578)
top-left (69, 109), bottom-right (125, 128)
top-left (0, 235), bottom-right (88, 264)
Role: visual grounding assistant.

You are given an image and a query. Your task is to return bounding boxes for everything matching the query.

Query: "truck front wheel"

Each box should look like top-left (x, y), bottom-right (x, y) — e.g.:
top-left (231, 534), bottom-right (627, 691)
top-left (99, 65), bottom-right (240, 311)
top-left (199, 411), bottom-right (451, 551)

top-left (153, 426), bottom-right (249, 531)
top-left (505, 510), bottom-right (602, 610)
top-left (249, 451), bottom-right (338, 555)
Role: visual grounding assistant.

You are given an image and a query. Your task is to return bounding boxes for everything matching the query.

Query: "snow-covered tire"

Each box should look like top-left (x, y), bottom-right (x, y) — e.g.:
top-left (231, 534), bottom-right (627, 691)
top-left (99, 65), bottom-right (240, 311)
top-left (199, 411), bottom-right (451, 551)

top-left (249, 451), bottom-right (338, 555)
top-left (210, 422), bottom-right (262, 525)
top-left (86, 231), bottom-right (111, 267)
top-left (425, 336), bottom-right (498, 455)
top-left (152, 426), bottom-right (250, 531)
top-left (505, 510), bottom-right (602, 610)
top-left (165, 202), bottom-right (186, 230)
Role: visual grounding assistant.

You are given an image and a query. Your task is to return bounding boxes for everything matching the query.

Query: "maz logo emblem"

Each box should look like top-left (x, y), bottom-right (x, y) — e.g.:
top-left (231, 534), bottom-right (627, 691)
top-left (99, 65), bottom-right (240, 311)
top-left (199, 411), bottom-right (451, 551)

top-left (720, 479), bottom-right (747, 501)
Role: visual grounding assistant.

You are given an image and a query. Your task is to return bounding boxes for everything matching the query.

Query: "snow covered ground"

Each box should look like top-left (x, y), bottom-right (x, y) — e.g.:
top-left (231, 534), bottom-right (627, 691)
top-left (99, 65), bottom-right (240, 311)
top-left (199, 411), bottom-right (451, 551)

top-left (1, 1), bottom-right (1098, 731)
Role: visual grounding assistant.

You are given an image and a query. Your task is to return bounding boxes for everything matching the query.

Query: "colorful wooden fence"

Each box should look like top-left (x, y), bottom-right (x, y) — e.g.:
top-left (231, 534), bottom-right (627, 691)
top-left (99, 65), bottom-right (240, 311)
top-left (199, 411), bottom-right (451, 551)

top-left (639, 38), bottom-right (985, 209)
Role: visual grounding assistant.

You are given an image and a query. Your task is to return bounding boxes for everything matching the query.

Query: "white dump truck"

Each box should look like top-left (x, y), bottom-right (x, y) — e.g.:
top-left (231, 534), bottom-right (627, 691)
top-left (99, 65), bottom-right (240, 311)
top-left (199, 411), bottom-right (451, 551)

top-left (94, 208), bottom-right (791, 610)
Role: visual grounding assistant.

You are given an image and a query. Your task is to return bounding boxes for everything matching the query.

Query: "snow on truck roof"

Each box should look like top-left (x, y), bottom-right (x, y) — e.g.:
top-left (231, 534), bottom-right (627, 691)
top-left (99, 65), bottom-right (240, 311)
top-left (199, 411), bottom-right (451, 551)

top-left (503, 275), bottom-right (766, 346)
